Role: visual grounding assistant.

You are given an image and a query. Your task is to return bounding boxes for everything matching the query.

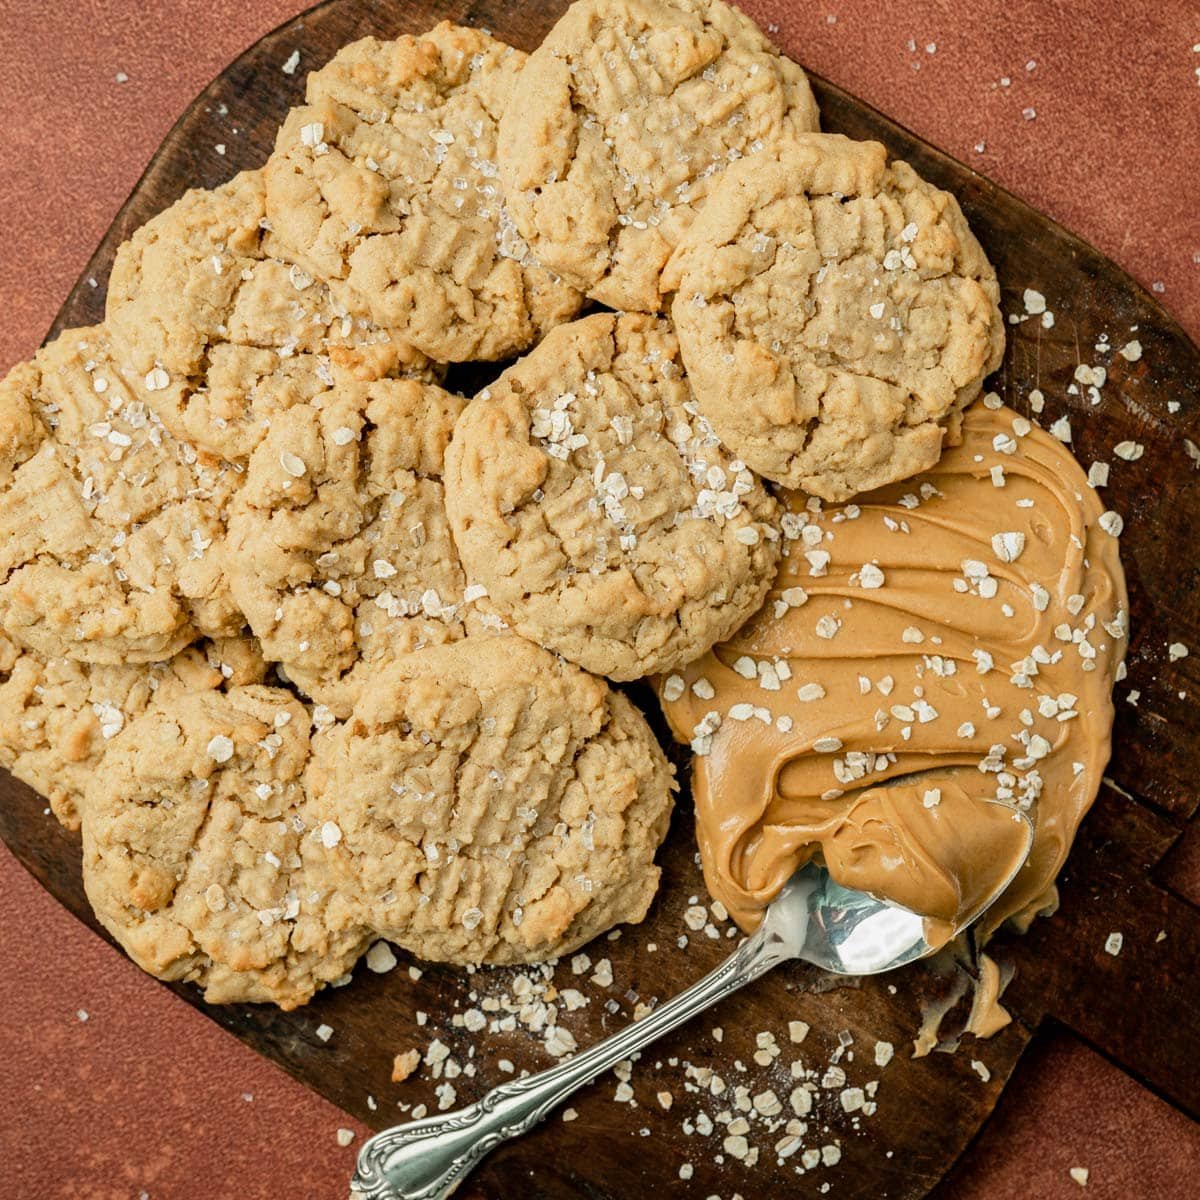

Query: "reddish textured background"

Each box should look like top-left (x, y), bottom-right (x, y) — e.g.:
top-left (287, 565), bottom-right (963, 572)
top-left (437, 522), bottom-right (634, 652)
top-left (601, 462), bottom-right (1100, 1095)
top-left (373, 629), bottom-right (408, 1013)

top-left (0, 2), bottom-right (1198, 1198)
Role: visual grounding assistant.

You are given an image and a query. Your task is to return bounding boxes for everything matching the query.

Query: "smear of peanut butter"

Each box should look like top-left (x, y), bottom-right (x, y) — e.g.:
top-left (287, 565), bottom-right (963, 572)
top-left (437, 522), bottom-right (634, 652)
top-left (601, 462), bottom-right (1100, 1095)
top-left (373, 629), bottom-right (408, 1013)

top-left (660, 403), bottom-right (1127, 941)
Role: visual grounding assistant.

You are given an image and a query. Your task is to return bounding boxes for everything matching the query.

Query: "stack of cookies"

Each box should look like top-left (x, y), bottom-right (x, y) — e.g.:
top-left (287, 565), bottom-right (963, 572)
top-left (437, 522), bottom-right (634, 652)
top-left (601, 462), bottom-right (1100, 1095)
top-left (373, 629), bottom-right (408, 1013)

top-left (0, 1), bottom-right (1002, 1010)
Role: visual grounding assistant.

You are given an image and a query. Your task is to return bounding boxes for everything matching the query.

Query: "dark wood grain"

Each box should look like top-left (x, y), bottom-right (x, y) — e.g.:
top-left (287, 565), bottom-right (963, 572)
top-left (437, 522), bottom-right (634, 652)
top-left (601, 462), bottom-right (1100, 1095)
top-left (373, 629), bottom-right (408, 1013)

top-left (2, 2), bottom-right (1198, 1197)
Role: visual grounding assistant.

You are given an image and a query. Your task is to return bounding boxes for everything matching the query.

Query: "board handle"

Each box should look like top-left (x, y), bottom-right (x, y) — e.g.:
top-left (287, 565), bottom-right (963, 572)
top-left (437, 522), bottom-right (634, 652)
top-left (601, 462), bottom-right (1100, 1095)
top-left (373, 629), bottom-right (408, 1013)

top-left (1004, 793), bottom-right (1200, 1120)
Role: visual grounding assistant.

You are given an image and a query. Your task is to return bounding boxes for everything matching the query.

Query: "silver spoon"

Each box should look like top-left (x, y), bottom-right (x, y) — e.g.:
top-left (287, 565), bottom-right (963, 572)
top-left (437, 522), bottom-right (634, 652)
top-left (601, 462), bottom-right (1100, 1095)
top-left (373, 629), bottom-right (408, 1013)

top-left (351, 805), bottom-right (1034, 1200)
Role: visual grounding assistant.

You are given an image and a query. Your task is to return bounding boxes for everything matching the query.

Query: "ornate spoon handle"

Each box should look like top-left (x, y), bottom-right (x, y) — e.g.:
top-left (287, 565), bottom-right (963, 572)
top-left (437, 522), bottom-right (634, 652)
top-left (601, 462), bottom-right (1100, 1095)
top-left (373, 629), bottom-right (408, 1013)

top-left (351, 924), bottom-right (792, 1200)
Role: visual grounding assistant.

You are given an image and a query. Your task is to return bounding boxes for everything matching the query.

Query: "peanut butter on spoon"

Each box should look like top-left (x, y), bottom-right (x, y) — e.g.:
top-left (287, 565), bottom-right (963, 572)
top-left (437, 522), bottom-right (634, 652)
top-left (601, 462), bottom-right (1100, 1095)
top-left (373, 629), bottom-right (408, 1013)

top-left (660, 403), bottom-right (1128, 940)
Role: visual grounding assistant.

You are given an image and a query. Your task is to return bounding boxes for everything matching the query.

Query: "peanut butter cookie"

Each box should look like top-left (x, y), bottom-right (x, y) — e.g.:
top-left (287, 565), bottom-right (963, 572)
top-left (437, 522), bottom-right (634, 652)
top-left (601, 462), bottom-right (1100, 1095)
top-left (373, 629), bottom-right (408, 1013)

top-left (0, 327), bottom-right (243, 664)
top-left (662, 134), bottom-right (1005, 500)
top-left (227, 377), bottom-right (485, 716)
top-left (444, 313), bottom-right (780, 680)
top-left (105, 170), bottom-right (435, 462)
top-left (498, 0), bottom-right (820, 312)
top-left (264, 23), bottom-right (581, 363)
top-left (305, 636), bottom-right (674, 965)
top-left (82, 686), bottom-right (371, 1009)
top-left (0, 634), bottom-right (265, 830)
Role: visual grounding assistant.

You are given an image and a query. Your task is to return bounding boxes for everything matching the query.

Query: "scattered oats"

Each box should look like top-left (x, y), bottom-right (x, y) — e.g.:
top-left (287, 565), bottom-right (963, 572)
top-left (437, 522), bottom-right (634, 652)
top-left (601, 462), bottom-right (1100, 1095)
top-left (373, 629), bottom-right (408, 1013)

top-left (1049, 415), bottom-right (1072, 443)
top-left (1069, 1166), bottom-right (1090, 1187)
top-left (797, 683), bottom-right (826, 702)
top-left (545, 1025), bottom-right (577, 1058)
top-left (923, 788), bottom-right (942, 808)
top-left (679, 1164), bottom-right (693, 1181)
top-left (1169, 642), bottom-right (1189, 662)
top-left (662, 674), bottom-right (686, 702)
top-left (858, 563), bottom-right (885, 589)
top-left (206, 734), bottom-right (234, 763)
top-left (971, 1059), bottom-right (991, 1082)
top-left (336, 1128), bottom-right (355, 1147)
top-left (315, 1023), bottom-right (334, 1042)
top-left (1113, 441), bottom-right (1144, 462)
top-left (77, 1009), bottom-right (89, 1022)
top-left (723, 1133), bottom-right (750, 1160)
top-left (319, 820), bottom-right (343, 849)
top-left (1098, 511), bottom-right (1124, 537)
top-left (1087, 462), bottom-right (1110, 488)
top-left (901, 626), bottom-right (925, 644)
top-left (874, 1041), bottom-right (894, 1067)
top-left (1104, 931), bottom-right (1124, 956)
top-left (281, 49), bottom-right (301, 75)
top-left (733, 656), bottom-right (757, 679)
top-left (144, 366), bottom-right (170, 392)
top-left (789, 1020), bottom-right (809, 1044)
top-left (366, 942), bottom-right (397, 974)
top-left (279, 450), bottom-right (306, 477)
top-left (805, 549), bottom-right (831, 576)
top-left (657, 1091), bottom-right (674, 1110)
top-left (815, 615), bottom-right (841, 640)
top-left (813, 736), bottom-right (843, 753)
top-left (840, 1087), bottom-right (866, 1113)
top-left (1023, 289), bottom-right (1047, 315)
top-left (992, 531), bottom-right (1026, 562)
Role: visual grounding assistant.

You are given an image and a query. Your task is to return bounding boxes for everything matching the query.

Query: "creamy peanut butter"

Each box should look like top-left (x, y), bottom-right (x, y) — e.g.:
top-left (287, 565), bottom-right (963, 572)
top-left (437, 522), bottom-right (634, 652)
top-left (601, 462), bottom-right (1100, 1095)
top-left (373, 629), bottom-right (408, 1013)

top-left (660, 404), bottom-right (1127, 941)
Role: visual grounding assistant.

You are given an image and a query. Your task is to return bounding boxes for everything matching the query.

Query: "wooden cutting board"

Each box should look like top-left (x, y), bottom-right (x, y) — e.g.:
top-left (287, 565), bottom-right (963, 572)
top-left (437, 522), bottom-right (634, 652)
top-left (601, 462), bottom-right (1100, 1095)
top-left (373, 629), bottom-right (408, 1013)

top-left (2, 2), bottom-right (1198, 1196)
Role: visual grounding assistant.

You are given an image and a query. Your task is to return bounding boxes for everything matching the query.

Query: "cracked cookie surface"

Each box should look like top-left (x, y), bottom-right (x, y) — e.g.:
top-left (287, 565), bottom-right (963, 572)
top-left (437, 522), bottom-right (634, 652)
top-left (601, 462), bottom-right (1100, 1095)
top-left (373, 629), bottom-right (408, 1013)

top-left (227, 377), bottom-right (485, 717)
top-left (662, 134), bottom-right (1005, 500)
top-left (445, 312), bottom-right (780, 680)
top-left (82, 686), bottom-right (371, 1009)
top-left (498, 0), bottom-right (820, 312)
top-left (305, 636), bottom-right (674, 965)
top-left (0, 327), bottom-right (244, 664)
top-left (264, 23), bottom-right (582, 363)
top-left (105, 170), bottom-right (435, 462)
top-left (0, 634), bottom-right (266, 831)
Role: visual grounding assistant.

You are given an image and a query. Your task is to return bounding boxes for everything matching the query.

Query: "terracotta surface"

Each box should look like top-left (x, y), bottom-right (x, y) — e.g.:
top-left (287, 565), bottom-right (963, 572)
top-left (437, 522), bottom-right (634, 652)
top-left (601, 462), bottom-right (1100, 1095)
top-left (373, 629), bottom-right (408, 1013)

top-left (0, 2), bottom-right (1197, 1198)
